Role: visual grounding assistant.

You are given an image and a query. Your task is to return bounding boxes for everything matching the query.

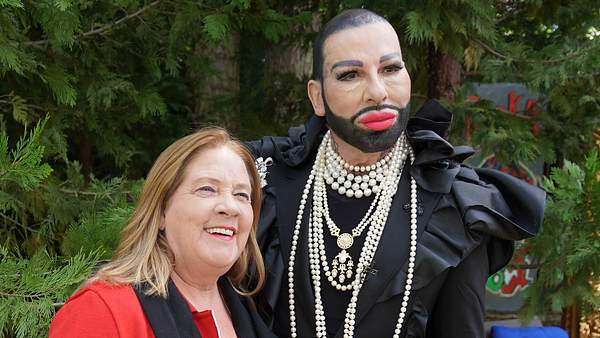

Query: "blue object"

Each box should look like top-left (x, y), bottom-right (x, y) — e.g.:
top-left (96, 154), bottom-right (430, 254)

top-left (491, 326), bottom-right (569, 338)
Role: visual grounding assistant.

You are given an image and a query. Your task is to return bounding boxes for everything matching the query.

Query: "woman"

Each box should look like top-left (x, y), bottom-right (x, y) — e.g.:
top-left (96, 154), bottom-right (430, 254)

top-left (50, 128), bottom-right (275, 338)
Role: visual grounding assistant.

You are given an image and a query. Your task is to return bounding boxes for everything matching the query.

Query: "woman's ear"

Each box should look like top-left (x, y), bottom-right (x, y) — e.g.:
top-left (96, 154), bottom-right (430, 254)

top-left (159, 215), bottom-right (166, 232)
top-left (307, 80), bottom-right (325, 117)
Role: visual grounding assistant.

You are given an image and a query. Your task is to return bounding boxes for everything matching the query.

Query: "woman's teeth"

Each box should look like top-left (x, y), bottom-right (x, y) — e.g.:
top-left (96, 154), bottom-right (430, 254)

top-left (206, 228), bottom-right (234, 236)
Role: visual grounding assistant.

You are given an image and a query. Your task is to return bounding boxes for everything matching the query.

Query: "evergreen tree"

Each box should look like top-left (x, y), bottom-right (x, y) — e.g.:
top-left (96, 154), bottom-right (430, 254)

top-left (0, 0), bottom-right (598, 336)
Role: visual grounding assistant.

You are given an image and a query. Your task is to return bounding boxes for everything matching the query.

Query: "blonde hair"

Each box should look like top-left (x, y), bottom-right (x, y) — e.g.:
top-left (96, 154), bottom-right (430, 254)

top-left (94, 127), bottom-right (265, 297)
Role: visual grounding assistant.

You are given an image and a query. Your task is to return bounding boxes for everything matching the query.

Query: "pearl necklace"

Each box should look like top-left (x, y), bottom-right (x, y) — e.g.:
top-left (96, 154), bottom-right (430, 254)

top-left (287, 131), bottom-right (419, 338)
top-left (321, 135), bottom-right (408, 288)
top-left (324, 137), bottom-right (390, 198)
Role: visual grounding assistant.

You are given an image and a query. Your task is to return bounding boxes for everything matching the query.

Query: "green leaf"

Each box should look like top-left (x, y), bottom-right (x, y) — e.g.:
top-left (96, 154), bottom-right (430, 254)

top-left (10, 94), bottom-right (32, 127)
top-left (0, 38), bottom-right (24, 75)
top-left (139, 91), bottom-right (167, 117)
top-left (0, 0), bottom-right (23, 8)
top-left (404, 10), bottom-right (437, 45)
top-left (62, 205), bottom-right (133, 258)
top-left (203, 14), bottom-right (230, 42)
top-left (0, 116), bottom-right (53, 190)
top-left (53, 0), bottom-right (72, 11)
top-left (35, 2), bottom-right (81, 47)
top-left (40, 65), bottom-right (77, 106)
top-left (231, 0), bottom-right (250, 9)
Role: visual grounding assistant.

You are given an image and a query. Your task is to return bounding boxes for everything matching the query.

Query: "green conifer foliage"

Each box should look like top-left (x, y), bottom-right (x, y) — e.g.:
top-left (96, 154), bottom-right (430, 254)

top-left (0, 0), bottom-right (598, 336)
top-left (0, 1), bottom-right (308, 336)
top-left (522, 151), bottom-right (600, 320)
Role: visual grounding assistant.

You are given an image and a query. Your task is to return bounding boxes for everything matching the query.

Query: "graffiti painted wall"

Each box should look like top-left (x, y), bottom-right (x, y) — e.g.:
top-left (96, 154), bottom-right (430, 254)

top-left (467, 83), bottom-right (543, 313)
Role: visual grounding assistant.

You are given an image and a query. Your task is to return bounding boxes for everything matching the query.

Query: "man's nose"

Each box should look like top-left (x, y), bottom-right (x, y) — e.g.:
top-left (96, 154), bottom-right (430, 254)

top-left (364, 74), bottom-right (388, 104)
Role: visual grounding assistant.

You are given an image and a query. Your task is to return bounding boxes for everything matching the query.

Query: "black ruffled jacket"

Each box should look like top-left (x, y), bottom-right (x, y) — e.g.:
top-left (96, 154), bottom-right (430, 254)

top-left (247, 100), bottom-right (545, 338)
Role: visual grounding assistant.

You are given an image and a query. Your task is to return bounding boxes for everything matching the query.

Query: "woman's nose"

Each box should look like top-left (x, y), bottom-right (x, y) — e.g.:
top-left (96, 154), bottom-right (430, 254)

top-left (215, 193), bottom-right (239, 216)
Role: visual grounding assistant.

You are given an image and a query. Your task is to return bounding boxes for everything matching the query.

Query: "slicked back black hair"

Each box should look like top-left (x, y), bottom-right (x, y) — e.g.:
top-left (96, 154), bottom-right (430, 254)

top-left (312, 9), bottom-right (388, 81)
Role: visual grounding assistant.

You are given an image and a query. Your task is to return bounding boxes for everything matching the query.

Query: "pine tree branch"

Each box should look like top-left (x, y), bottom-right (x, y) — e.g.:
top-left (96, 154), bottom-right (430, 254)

top-left (0, 212), bottom-right (39, 233)
top-left (0, 290), bottom-right (43, 300)
top-left (0, 290), bottom-right (65, 307)
top-left (58, 187), bottom-right (132, 197)
top-left (23, 1), bottom-right (161, 47)
top-left (496, 7), bottom-right (526, 24)
top-left (0, 98), bottom-right (45, 112)
top-left (473, 38), bottom-right (598, 65)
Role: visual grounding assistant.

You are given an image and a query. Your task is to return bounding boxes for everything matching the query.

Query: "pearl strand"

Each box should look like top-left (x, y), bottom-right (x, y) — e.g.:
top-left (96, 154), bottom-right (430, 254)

top-left (340, 146), bottom-right (411, 338)
top-left (319, 134), bottom-right (407, 290)
top-left (287, 131), bottom-right (419, 338)
top-left (324, 136), bottom-right (391, 198)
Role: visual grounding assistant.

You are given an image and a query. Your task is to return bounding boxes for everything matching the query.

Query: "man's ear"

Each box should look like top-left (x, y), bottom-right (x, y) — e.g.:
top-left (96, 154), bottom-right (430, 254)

top-left (307, 79), bottom-right (325, 117)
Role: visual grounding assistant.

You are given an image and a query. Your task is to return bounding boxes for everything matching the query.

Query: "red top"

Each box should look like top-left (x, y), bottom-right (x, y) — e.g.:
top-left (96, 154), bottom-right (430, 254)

top-left (49, 281), bottom-right (220, 338)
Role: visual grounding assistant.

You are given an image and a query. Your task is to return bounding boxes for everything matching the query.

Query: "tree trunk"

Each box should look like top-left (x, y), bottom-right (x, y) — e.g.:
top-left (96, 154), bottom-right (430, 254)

top-left (427, 45), bottom-right (462, 101)
top-left (561, 304), bottom-right (581, 338)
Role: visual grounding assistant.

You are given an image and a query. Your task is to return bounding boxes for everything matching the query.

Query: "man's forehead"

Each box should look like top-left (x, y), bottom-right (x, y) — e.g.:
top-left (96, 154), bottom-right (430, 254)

top-left (322, 23), bottom-right (402, 65)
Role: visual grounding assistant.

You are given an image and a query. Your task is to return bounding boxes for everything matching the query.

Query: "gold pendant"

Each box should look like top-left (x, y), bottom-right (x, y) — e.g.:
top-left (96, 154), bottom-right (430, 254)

top-left (331, 250), bottom-right (354, 283)
top-left (331, 233), bottom-right (355, 284)
top-left (337, 233), bottom-right (354, 250)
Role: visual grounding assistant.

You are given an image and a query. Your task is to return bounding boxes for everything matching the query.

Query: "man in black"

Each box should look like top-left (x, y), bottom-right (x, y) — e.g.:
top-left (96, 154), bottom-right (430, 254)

top-left (248, 9), bottom-right (544, 338)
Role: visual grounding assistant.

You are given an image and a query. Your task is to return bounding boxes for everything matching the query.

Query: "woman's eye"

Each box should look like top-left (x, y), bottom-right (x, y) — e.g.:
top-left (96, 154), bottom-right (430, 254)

top-left (336, 70), bottom-right (358, 81)
top-left (198, 186), bottom-right (216, 193)
top-left (235, 192), bottom-right (251, 202)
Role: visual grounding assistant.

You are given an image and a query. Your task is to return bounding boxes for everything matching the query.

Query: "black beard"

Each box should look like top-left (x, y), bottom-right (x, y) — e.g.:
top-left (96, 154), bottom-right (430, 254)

top-left (322, 91), bottom-right (409, 153)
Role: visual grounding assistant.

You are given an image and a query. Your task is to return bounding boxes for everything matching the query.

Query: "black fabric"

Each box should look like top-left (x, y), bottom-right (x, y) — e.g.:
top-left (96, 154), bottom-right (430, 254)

top-left (134, 278), bottom-right (277, 338)
top-left (425, 239), bottom-right (490, 337)
top-left (247, 99), bottom-right (546, 338)
top-left (322, 187), bottom-right (374, 336)
top-left (134, 279), bottom-right (201, 338)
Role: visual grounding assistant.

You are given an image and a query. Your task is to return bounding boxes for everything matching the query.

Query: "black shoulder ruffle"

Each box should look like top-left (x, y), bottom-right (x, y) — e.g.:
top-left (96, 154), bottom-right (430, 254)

top-left (246, 115), bottom-right (326, 167)
top-left (405, 100), bottom-right (544, 286)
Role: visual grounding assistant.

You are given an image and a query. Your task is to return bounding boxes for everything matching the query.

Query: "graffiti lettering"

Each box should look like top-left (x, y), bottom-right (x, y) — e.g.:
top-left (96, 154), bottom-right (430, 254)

top-left (486, 253), bottom-right (535, 297)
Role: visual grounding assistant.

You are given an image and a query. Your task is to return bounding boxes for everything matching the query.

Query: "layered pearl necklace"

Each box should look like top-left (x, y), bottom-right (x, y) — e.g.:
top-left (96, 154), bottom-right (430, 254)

top-left (287, 131), bottom-right (419, 338)
top-left (322, 135), bottom-right (404, 288)
top-left (324, 138), bottom-right (390, 198)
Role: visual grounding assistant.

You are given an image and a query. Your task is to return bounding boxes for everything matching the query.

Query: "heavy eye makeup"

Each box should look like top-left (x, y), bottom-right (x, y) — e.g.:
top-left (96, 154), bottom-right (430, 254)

top-left (334, 68), bottom-right (360, 81)
top-left (382, 62), bottom-right (404, 74)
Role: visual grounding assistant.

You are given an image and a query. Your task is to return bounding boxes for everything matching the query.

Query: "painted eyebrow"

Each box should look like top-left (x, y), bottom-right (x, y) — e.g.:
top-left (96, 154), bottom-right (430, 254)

top-left (380, 52), bottom-right (402, 63)
top-left (330, 53), bottom-right (403, 71)
top-left (331, 60), bottom-right (363, 71)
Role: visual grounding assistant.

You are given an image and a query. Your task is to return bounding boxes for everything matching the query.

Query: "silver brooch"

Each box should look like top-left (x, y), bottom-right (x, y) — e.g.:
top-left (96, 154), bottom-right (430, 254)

top-left (255, 157), bottom-right (273, 188)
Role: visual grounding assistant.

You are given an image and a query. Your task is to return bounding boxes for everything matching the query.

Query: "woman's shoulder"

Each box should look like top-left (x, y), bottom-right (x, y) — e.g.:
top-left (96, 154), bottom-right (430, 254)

top-left (50, 280), bottom-right (150, 338)
top-left (61, 280), bottom-right (138, 311)
top-left (78, 279), bottom-right (134, 298)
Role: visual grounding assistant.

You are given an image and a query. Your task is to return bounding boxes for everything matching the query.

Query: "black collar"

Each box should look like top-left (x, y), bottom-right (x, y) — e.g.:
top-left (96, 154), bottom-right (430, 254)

top-left (134, 278), bottom-right (275, 338)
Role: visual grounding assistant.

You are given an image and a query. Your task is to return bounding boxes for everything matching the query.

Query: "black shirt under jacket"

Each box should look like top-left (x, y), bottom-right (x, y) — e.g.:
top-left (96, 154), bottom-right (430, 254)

top-left (247, 99), bottom-right (546, 338)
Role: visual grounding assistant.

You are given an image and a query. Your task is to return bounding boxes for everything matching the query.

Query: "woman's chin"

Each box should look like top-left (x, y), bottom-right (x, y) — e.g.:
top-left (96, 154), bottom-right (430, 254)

top-left (201, 252), bottom-right (241, 273)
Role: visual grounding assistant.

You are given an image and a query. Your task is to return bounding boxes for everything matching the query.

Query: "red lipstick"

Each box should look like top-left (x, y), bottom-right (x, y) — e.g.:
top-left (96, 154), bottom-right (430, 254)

top-left (357, 112), bottom-right (397, 131)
